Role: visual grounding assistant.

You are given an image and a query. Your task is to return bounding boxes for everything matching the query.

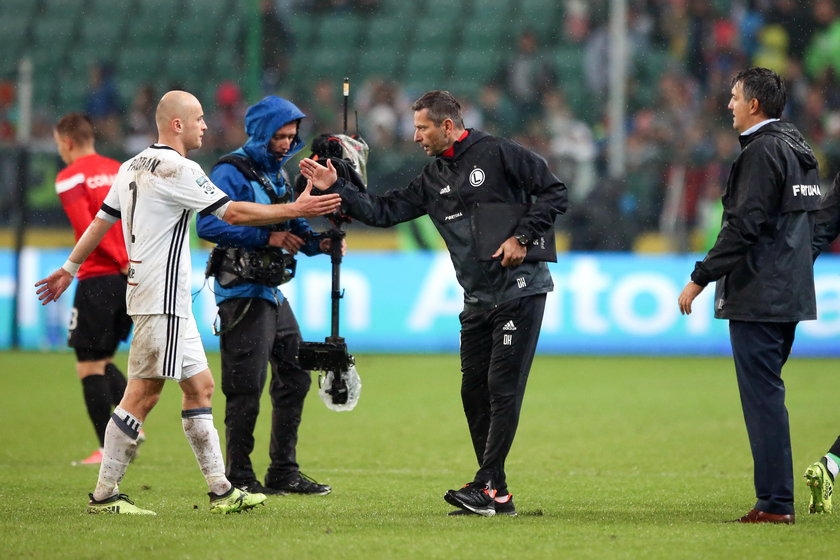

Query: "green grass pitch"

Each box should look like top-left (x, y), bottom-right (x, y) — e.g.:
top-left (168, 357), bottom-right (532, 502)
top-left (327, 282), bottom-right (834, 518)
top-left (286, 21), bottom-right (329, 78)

top-left (0, 351), bottom-right (836, 559)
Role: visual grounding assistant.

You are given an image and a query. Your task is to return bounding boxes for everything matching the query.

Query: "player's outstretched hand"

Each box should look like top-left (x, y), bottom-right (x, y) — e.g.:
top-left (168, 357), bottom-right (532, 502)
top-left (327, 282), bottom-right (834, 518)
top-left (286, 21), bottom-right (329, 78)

top-left (299, 158), bottom-right (338, 191)
top-left (293, 180), bottom-right (342, 217)
top-left (35, 269), bottom-right (73, 305)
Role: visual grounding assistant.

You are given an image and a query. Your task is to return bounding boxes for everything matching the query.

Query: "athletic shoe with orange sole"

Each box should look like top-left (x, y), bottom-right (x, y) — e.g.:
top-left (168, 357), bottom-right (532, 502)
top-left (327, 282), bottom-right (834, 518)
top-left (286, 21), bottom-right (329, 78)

top-left (448, 492), bottom-right (517, 516)
top-left (72, 449), bottom-right (103, 466)
top-left (444, 481), bottom-right (497, 517)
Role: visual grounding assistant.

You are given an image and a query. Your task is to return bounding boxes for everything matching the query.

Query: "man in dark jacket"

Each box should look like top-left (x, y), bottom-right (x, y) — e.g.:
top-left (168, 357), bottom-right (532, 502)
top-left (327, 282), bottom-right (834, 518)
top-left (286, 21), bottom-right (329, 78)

top-left (678, 67), bottom-right (821, 524)
top-left (300, 90), bottom-right (568, 517)
top-left (196, 96), bottom-right (333, 496)
top-left (799, 167), bottom-right (840, 515)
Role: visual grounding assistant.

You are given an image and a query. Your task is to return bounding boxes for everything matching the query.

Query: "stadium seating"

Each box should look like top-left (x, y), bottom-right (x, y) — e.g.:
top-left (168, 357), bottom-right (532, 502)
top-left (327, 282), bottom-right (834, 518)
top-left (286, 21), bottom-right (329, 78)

top-left (413, 18), bottom-right (458, 47)
top-left (317, 14), bottom-right (365, 46)
top-left (554, 44), bottom-right (586, 82)
top-left (425, 0), bottom-right (462, 16)
top-left (378, 0), bottom-right (417, 18)
top-left (31, 16), bottom-right (75, 52)
top-left (451, 48), bottom-right (503, 87)
top-left (2, 0), bottom-right (675, 128)
top-left (363, 14), bottom-right (408, 46)
top-left (308, 45), bottom-right (355, 83)
top-left (0, 15), bottom-right (31, 78)
top-left (514, 0), bottom-right (563, 43)
top-left (403, 48), bottom-right (450, 95)
top-left (0, 0), bottom-right (248, 116)
top-left (78, 17), bottom-right (125, 55)
top-left (2, 0), bottom-right (38, 18)
top-left (356, 48), bottom-right (402, 82)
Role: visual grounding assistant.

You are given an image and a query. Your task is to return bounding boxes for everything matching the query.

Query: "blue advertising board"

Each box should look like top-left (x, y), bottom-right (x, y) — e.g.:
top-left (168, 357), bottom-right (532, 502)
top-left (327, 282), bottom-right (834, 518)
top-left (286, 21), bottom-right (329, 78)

top-left (4, 248), bottom-right (840, 355)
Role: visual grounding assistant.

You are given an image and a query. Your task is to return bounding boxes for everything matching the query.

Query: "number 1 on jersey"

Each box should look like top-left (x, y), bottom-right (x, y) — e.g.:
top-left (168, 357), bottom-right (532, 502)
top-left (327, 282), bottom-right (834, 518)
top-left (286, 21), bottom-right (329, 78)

top-left (128, 181), bottom-right (138, 243)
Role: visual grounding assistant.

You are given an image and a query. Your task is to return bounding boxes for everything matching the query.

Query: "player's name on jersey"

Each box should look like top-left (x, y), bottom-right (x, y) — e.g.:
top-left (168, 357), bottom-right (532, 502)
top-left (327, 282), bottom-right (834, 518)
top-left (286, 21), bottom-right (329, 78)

top-left (128, 156), bottom-right (162, 173)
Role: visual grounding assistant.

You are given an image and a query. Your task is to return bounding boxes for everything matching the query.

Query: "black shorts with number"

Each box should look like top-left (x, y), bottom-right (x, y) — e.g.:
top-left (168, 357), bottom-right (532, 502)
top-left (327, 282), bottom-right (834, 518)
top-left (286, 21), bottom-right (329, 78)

top-left (68, 274), bottom-right (132, 361)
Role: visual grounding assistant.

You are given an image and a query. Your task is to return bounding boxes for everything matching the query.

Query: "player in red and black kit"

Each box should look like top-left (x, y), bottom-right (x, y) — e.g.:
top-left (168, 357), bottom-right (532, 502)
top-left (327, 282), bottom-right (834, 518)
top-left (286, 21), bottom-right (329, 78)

top-left (53, 113), bottom-right (137, 465)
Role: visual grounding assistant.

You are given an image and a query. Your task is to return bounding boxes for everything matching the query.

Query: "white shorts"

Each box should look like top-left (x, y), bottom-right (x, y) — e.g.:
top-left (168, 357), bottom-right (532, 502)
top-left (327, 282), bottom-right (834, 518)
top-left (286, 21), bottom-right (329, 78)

top-left (127, 314), bottom-right (208, 381)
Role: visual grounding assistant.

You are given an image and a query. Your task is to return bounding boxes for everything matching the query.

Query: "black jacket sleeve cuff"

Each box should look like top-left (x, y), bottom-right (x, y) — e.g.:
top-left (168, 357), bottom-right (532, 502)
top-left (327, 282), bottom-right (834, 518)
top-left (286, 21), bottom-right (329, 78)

top-left (690, 261), bottom-right (710, 287)
top-left (325, 177), bottom-right (349, 195)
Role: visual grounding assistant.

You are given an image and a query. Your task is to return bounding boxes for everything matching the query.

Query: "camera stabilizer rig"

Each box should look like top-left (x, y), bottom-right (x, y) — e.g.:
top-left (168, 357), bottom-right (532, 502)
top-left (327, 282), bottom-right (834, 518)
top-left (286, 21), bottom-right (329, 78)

top-left (296, 222), bottom-right (361, 409)
top-left (296, 78), bottom-right (366, 411)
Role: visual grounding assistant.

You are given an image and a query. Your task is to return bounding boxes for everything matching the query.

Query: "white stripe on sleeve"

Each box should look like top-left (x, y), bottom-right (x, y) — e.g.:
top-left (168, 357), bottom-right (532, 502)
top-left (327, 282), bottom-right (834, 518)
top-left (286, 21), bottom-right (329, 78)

top-left (55, 173), bottom-right (85, 194)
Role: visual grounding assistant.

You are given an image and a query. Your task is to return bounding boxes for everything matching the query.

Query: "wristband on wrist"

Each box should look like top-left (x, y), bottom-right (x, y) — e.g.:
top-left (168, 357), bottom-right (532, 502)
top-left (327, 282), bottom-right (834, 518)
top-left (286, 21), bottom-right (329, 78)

top-left (61, 259), bottom-right (81, 277)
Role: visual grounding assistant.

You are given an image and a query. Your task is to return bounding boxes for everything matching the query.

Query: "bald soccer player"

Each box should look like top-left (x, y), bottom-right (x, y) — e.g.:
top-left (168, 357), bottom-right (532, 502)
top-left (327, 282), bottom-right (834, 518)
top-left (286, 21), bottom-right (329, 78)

top-left (36, 91), bottom-right (342, 515)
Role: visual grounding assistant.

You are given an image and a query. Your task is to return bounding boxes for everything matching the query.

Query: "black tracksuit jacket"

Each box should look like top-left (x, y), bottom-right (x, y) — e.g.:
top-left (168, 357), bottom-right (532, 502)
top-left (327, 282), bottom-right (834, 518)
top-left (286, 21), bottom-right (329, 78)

top-left (691, 120), bottom-right (821, 322)
top-left (326, 129), bottom-right (568, 311)
top-left (813, 170), bottom-right (840, 259)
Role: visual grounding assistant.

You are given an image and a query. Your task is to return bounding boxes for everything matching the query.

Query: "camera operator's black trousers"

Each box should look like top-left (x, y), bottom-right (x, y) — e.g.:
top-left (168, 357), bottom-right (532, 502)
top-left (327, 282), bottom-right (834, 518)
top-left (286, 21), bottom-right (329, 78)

top-left (459, 293), bottom-right (546, 492)
top-left (218, 297), bottom-right (311, 487)
top-left (729, 320), bottom-right (797, 516)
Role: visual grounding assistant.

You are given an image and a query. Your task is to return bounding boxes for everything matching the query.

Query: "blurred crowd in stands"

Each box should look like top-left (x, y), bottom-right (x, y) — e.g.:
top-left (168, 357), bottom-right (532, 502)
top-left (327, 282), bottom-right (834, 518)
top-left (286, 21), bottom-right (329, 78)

top-left (3, 0), bottom-right (840, 251)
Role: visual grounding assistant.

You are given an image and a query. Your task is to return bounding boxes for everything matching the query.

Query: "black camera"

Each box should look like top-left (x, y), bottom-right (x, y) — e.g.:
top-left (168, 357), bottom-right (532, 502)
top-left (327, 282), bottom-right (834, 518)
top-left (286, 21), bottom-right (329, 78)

top-left (298, 340), bottom-right (351, 373)
top-left (206, 246), bottom-right (296, 288)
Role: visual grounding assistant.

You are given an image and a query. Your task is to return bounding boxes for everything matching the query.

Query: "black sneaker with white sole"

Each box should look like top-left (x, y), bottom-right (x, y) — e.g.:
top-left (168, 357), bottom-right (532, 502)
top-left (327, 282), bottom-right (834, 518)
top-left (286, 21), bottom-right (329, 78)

top-left (444, 481), bottom-right (497, 517)
top-left (448, 493), bottom-right (517, 517)
top-left (266, 472), bottom-right (332, 495)
top-left (234, 480), bottom-right (285, 496)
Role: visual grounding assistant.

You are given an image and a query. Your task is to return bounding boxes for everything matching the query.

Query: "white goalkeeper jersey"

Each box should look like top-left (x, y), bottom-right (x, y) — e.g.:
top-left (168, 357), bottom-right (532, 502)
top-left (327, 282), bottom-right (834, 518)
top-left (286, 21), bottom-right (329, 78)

top-left (98, 144), bottom-right (230, 317)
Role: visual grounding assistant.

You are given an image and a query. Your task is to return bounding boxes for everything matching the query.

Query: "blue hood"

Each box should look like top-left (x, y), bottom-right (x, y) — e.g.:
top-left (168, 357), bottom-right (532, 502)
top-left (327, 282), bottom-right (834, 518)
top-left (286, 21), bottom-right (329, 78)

top-left (242, 96), bottom-right (306, 175)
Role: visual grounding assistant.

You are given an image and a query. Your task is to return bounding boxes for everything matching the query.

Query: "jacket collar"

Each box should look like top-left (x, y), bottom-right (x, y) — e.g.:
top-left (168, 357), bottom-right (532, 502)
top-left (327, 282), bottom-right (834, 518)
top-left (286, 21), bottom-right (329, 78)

top-left (439, 129), bottom-right (486, 161)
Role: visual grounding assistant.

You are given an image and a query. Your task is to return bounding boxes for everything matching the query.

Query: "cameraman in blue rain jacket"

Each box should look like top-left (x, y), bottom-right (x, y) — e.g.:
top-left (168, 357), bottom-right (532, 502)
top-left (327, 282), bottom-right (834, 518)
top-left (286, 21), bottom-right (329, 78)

top-left (197, 96), bottom-right (333, 496)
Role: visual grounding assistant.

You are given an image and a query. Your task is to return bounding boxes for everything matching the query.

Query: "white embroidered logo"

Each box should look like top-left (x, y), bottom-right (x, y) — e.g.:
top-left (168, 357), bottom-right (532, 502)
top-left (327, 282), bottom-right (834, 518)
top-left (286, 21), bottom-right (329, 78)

top-left (502, 320), bottom-right (516, 331)
top-left (469, 168), bottom-right (485, 187)
top-left (503, 334), bottom-right (513, 345)
top-left (792, 184), bottom-right (821, 197)
top-left (516, 277), bottom-right (526, 288)
top-left (439, 185), bottom-right (451, 194)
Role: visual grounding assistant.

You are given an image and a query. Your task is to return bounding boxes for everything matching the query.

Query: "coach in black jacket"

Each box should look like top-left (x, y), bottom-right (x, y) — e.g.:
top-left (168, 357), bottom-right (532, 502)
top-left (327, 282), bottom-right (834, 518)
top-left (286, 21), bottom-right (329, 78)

top-left (301, 90), bottom-right (567, 516)
top-left (679, 68), bottom-right (821, 524)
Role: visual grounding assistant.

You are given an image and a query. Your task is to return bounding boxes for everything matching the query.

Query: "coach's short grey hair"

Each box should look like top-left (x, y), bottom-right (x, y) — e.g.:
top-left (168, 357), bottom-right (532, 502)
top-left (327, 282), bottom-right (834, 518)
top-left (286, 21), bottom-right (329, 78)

top-left (411, 91), bottom-right (465, 128)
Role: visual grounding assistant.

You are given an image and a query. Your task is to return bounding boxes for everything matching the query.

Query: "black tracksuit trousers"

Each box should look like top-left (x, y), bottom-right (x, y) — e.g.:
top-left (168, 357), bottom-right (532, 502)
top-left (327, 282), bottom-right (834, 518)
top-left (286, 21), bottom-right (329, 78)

top-left (729, 320), bottom-right (797, 516)
top-left (459, 293), bottom-right (546, 492)
top-left (218, 297), bottom-right (311, 487)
